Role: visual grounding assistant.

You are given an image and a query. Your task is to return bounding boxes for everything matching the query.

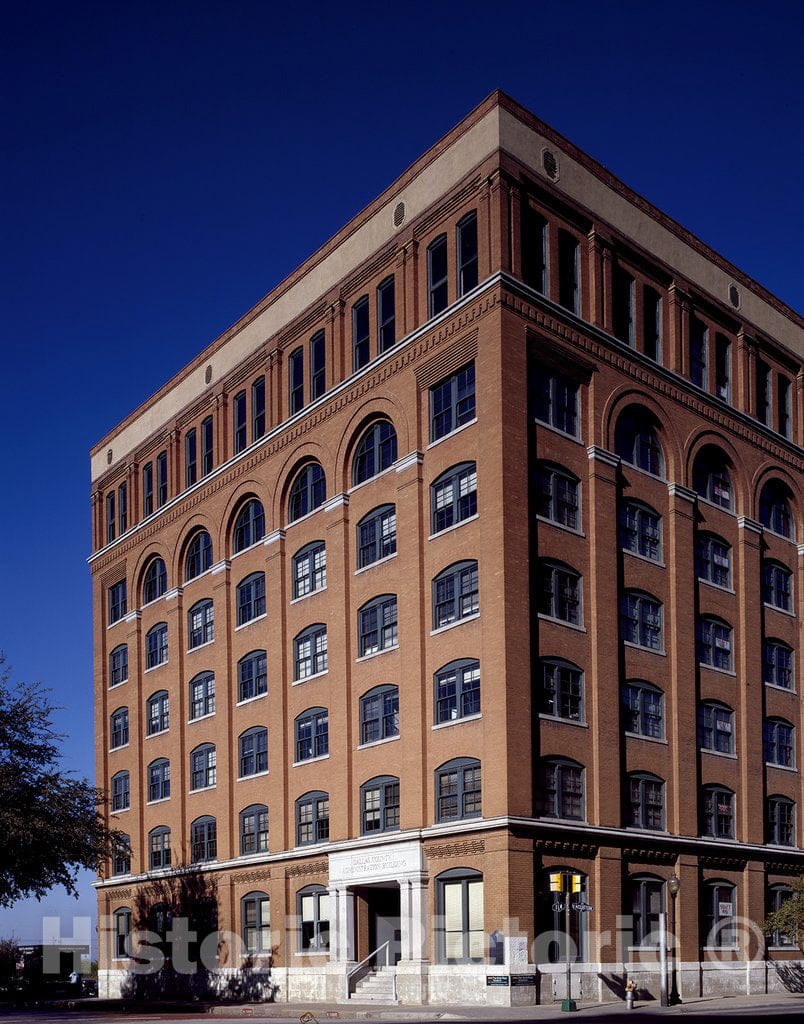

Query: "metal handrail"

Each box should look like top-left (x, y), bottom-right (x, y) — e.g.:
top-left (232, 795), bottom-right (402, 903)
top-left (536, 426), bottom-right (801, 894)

top-left (346, 940), bottom-right (390, 997)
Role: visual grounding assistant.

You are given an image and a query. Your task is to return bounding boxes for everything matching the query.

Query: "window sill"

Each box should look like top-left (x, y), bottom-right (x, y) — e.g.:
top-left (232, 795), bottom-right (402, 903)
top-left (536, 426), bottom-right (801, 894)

top-left (766, 762), bottom-right (798, 773)
top-left (624, 731), bottom-right (667, 745)
top-left (535, 814), bottom-right (585, 826)
top-left (109, 743), bottom-right (129, 754)
top-left (703, 946), bottom-right (739, 952)
top-left (432, 712), bottom-right (482, 731)
top-left (357, 734), bottom-right (401, 750)
top-left (290, 586), bottom-right (327, 605)
top-left (111, 807), bottom-right (130, 815)
top-left (236, 692), bottom-right (268, 708)
top-left (355, 553), bottom-right (397, 577)
top-left (536, 515), bottom-right (585, 539)
top-left (145, 729), bottom-right (169, 740)
top-left (431, 613), bottom-right (480, 637)
top-left (699, 663), bottom-right (736, 677)
top-left (623, 641), bottom-right (665, 656)
top-left (627, 945), bottom-right (659, 953)
top-left (763, 602), bottom-right (796, 619)
top-left (294, 949), bottom-right (330, 957)
top-left (626, 826), bottom-right (669, 836)
top-left (537, 613), bottom-right (586, 633)
top-left (187, 711), bottom-right (216, 725)
top-left (696, 496), bottom-right (736, 517)
top-left (238, 770), bottom-right (270, 782)
top-left (189, 784), bottom-right (217, 794)
top-left (429, 513), bottom-right (479, 542)
top-left (620, 462), bottom-right (665, 484)
top-left (540, 714), bottom-right (587, 729)
top-left (231, 539), bottom-right (264, 561)
top-left (293, 669), bottom-right (329, 685)
top-left (348, 462), bottom-right (397, 494)
top-left (765, 682), bottom-right (797, 695)
top-left (183, 565), bottom-right (215, 587)
top-left (284, 504), bottom-right (325, 531)
top-left (702, 748), bottom-right (737, 760)
top-left (623, 549), bottom-right (664, 568)
top-left (144, 661), bottom-right (169, 674)
top-left (108, 679), bottom-right (128, 689)
top-left (533, 419), bottom-right (583, 446)
top-left (187, 638), bottom-right (215, 654)
top-left (427, 417), bottom-right (477, 451)
top-left (292, 754), bottom-right (330, 768)
top-left (235, 612), bottom-right (267, 632)
top-left (698, 577), bottom-right (735, 595)
top-left (764, 527), bottom-right (796, 545)
top-left (146, 796), bottom-right (170, 806)
top-left (356, 646), bottom-right (399, 664)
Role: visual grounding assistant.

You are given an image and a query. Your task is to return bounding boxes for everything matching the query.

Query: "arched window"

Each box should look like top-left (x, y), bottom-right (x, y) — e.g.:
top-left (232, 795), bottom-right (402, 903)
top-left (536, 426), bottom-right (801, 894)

top-left (628, 875), bottom-right (665, 947)
top-left (145, 622), bottom-right (169, 669)
top-left (627, 773), bottom-right (664, 830)
top-left (619, 501), bottom-right (661, 561)
top-left (358, 596), bottom-right (397, 656)
top-left (185, 531), bottom-right (212, 581)
top-left (109, 644), bottom-right (128, 687)
top-left (535, 463), bottom-right (580, 530)
top-left (242, 891), bottom-right (271, 954)
top-left (292, 541), bottom-right (326, 598)
top-left (615, 407), bottom-right (664, 476)
top-left (142, 557), bottom-right (167, 604)
top-left (692, 446), bottom-right (733, 509)
top-left (113, 908), bottom-right (131, 960)
top-left (112, 834), bottom-right (131, 876)
top-left (698, 702), bottom-right (734, 754)
top-left (539, 561), bottom-right (581, 625)
top-left (697, 616), bottom-right (733, 671)
top-left (233, 499), bottom-right (265, 553)
top-left (360, 775), bottom-right (400, 834)
top-left (701, 785), bottom-right (734, 838)
top-left (294, 625), bottom-right (327, 679)
top-left (434, 659), bottom-right (480, 724)
top-left (359, 685), bottom-right (399, 745)
top-left (537, 758), bottom-right (584, 820)
top-left (433, 561), bottom-right (479, 629)
top-left (240, 804), bottom-right (269, 855)
top-left (147, 758), bottom-right (170, 802)
top-left (191, 815), bottom-right (217, 863)
top-left (189, 671), bottom-right (215, 719)
top-left (357, 505), bottom-right (396, 569)
top-left (435, 868), bottom-right (483, 964)
top-left (239, 727), bottom-right (268, 778)
top-left (764, 718), bottom-right (794, 768)
top-left (696, 533), bottom-right (731, 588)
top-left (188, 598), bottom-right (214, 648)
top-left (435, 758), bottom-right (481, 822)
top-left (288, 462), bottom-right (326, 522)
top-left (620, 591), bottom-right (662, 651)
top-left (352, 420), bottom-right (398, 485)
top-left (111, 771), bottom-right (130, 812)
top-left (763, 560), bottom-right (793, 612)
top-left (431, 462), bottom-right (477, 534)
top-left (237, 572), bottom-right (266, 626)
top-left (702, 881), bottom-right (736, 947)
top-left (764, 639), bottom-right (794, 690)
top-left (298, 884), bottom-right (330, 950)
top-left (760, 480), bottom-right (794, 539)
top-left (296, 792), bottom-right (329, 845)
top-left (621, 681), bottom-right (663, 738)
top-left (110, 707), bottom-right (129, 749)
top-left (148, 826), bottom-right (171, 869)
top-left (146, 690), bottom-right (169, 736)
top-left (238, 650), bottom-right (267, 702)
top-left (540, 659), bottom-right (583, 722)
top-left (767, 796), bottom-right (795, 846)
top-left (190, 743), bottom-right (216, 791)
top-left (295, 708), bottom-right (328, 762)
top-left (767, 886), bottom-right (795, 947)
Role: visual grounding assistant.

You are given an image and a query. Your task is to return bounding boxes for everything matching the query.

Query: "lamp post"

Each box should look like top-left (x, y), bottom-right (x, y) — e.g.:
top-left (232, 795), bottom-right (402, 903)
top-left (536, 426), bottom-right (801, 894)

top-left (668, 872), bottom-right (681, 1005)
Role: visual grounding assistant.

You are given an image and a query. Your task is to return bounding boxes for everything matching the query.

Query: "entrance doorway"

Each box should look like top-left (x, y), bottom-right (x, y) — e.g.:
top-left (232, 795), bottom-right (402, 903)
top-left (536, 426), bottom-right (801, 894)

top-left (358, 885), bottom-right (401, 965)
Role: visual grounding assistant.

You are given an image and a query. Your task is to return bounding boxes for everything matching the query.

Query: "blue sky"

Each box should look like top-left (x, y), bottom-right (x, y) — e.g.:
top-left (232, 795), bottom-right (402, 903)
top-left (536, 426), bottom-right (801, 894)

top-left (1, 0), bottom-right (802, 949)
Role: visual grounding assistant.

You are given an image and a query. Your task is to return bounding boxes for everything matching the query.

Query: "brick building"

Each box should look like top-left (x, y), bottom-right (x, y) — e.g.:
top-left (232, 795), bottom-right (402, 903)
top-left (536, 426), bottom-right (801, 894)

top-left (90, 92), bottom-right (804, 1006)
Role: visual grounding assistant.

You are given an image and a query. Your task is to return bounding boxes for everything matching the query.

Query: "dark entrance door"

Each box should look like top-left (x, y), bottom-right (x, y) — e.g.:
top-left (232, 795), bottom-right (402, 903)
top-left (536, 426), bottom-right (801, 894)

top-left (366, 886), bottom-right (401, 965)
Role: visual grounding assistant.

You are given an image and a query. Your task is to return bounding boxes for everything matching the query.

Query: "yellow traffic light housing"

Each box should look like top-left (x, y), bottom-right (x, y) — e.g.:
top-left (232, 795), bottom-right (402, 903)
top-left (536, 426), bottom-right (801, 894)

top-left (549, 872), bottom-right (564, 892)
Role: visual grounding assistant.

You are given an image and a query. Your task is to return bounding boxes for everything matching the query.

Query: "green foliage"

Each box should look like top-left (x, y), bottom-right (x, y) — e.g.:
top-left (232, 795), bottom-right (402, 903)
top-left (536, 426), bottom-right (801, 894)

top-left (0, 936), bottom-right (20, 981)
top-left (762, 875), bottom-right (804, 953)
top-left (0, 655), bottom-right (117, 907)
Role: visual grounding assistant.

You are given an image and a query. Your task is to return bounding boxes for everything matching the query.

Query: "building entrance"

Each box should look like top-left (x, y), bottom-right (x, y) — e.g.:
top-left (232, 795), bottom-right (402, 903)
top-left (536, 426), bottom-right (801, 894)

top-left (358, 885), bottom-right (401, 965)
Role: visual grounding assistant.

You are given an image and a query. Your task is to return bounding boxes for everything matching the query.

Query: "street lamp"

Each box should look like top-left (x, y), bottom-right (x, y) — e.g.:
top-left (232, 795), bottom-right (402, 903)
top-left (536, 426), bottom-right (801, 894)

top-left (668, 873), bottom-right (681, 1005)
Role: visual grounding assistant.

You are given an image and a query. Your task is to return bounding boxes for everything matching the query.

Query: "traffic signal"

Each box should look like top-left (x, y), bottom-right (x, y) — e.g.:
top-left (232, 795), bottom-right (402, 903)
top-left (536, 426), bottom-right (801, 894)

top-left (549, 872), bottom-right (564, 893)
top-left (571, 874), bottom-right (583, 893)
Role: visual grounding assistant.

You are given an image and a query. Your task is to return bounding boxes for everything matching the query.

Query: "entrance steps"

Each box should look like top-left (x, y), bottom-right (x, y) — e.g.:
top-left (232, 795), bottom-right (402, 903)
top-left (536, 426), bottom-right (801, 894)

top-left (351, 966), bottom-right (397, 1003)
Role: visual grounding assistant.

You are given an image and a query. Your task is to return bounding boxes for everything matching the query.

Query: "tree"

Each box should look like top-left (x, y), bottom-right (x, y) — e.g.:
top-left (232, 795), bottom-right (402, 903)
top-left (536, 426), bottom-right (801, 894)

top-left (0, 656), bottom-right (116, 907)
top-left (762, 876), bottom-right (804, 954)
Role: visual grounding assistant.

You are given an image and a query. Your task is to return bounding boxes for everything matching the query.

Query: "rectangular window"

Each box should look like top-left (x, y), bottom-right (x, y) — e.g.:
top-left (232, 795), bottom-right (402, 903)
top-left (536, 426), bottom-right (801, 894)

top-left (690, 318), bottom-right (708, 389)
top-left (377, 277), bottom-right (395, 353)
top-left (557, 231), bottom-right (579, 314)
top-left (457, 211), bottom-right (478, 296)
top-left (428, 235), bottom-right (448, 317)
top-left (310, 330), bottom-right (326, 400)
top-left (185, 429), bottom-right (197, 487)
top-left (289, 348), bottom-right (304, 414)
top-left (778, 376), bottom-right (791, 439)
top-left (201, 417), bottom-right (213, 475)
top-left (352, 297), bottom-right (370, 371)
top-left (106, 492), bottom-right (116, 544)
top-left (715, 334), bottom-right (731, 401)
top-left (233, 391), bottom-right (247, 454)
top-left (532, 369), bottom-right (579, 437)
top-left (757, 359), bottom-right (771, 425)
top-left (118, 482), bottom-right (127, 533)
top-left (252, 376), bottom-right (266, 440)
top-left (643, 286), bottom-right (662, 362)
top-left (522, 205), bottom-right (548, 294)
top-left (108, 580), bottom-right (127, 625)
top-left (612, 266), bottom-right (635, 346)
top-left (430, 363), bottom-right (476, 442)
top-left (156, 450), bottom-right (168, 508)
top-left (142, 462), bottom-right (154, 516)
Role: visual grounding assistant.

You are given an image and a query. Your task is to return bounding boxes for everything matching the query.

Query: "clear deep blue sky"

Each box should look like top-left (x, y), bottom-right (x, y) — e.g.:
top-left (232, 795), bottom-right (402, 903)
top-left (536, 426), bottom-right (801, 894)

top-left (1, 0), bottom-right (802, 947)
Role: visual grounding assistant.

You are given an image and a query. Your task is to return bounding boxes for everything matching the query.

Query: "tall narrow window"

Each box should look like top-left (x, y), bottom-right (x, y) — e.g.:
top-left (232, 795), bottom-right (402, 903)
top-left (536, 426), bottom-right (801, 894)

top-left (436, 870), bottom-right (484, 963)
top-left (757, 359), bottom-right (771, 425)
top-left (629, 877), bottom-right (665, 947)
top-left (435, 660), bottom-right (480, 723)
top-left (763, 561), bottom-right (793, 613)
top-left (557, 230), bottom-right (579, 314)
top-left (109, 645), bottom-right (128, 687)
top-left (377, 277), bottom-right (395, 352)
top-left (620, 592), bottom-right (662, 650)
top-left (145, 623), bottom-right (168, 669)
top-left (358, 596), bottom-right (397, 657)
top-left (358, 505), bottom-right (396, 568)
top-left (113, 908), bottom-right (132, 958)
top-left (201, 416), bottom-right (213, 475)
top-left (522, 206), bottom-right (548, 294)
top-left (627, 773), bottom-right (664, 830)
top-left (619, 501), bottom-right (661, 562)
top-left (289, 347), bottom-right (304, 414)
top-left (189, 672), bottom-right (215, 719)
top-left (612, 265), bottom-right (635, 346)
top-left (537, 758), bottom-right (583, 819)
top-left (698, 702), bottom-right (734, 754)
top-left (111, 771), bottom-right (130, 812)
top-left (643, 286), bottom-right (662, 362)
top-left (436, 758), bottom-right (481, 821)
top-left (110, 708), bottom-right (129, 749)
top-left (252, 376), bottom-right (266, 440)
top-left (759, 480), bottom-right (794, 539)
top-left (185, 531), bottom-right (212, 581)
top-left (233, 499), bottom-right (265, 552)
top-left (615, 407), bottom-right (663, 476)
top-left (156, 451), bottom-right (168, 508)
top-left (767, 797), bottom-right (795, 846)
top-left (532, 369), bottom-right (579, 437)
top-left (540, 660), bottom-right (583, 722)
top-left (242, 892), bottom-right (271, 953)
top-left (778, 376), bottom-right (792, 438)
top-left (764, 639), bottom-right (794, 690)
top-left (353, 420), bottom-right (397, 485)
top-left (621, 681), bottom-right (663, 738)
top-left (703, 882), bottom-right (736, 946)
top-left (360, 685), bottom-right (399, 744)
top-left (236, 572), bottom-right (266, 626)
top-left (292, 541), bottom-right (326, 598)
top-left (296, 794), bottom-right (329, 846)
top-left (430, 364), bottom-right (476, 441)
top-left (457, 211), bottom-right (478, 296)
top-left (118, 482), bottom-right (127, 533)
top-left (310, 330), bottom-right (325, 400)
top-left (190, 745), bottom-right (216, 791)
top-left (191, 816), bottom-right (217, 863)
top-left (361, 776), bottom-right (400, 834)
top-left (240, 807), bottom-right (269, 856)
top-left (690, 318), bottom-right (708, 389)
top-left (238, 650), bottom-right (267, 702)
top-left (696, 533), bottom-right (732, 589)
top-left (149, 827), bottom-right (171, 869)
top-left (108, 580), bottom-right (127, 625)
top-left (298, 884), bottom-right (330, 945)
top-left (352, 296), bottom-right (370, 371)
top-left (295, 709), bottom-right (329, 762)
top-left (763, 718), bottom-right (794, 768)
top-left (697, 617), bottom-right (733, 671)
top-left (233, 390), bottom-right (247, 454)
top-left (239, 727), bottom-right (268, 777)
top-left (433, 561), bottom-right (479, 629)
top-left (147, 758), bottom-right (170, 802)
top-left (288, 463), bottom-right (326, 522)
top-left (146, 690), bottom-right (169, 736)
top-left (294, 626), bottom-right (328, 680)
top-left (692, 447), bottom-right (732, 509)
top-left (701, 786), bottom-right (734, 838)
top-left (715, 334), bottom-right (731, 401)
top-left (106, 492), bottom-right (116, 544)
top-left (431, 463), bottom-right (477, 534)
top-left (142, 557), bottom-right (167, 604)
top-left (539, 561), bottom-right (581, 625)
top-left (535, 464), bottom-right (580, 530)
top-left (188, 599), bottom-right (214, 649)
top-left (428, 234), bottom-right (448, 317)
top-left (142, 462), bottom-right (154, 516)
top-left (185, 428), bottom-right (197, 487)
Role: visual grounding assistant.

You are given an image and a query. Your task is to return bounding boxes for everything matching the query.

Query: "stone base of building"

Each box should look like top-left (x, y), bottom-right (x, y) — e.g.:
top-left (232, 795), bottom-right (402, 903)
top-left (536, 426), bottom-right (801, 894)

top-left (99, 959), bottom-right (804, 1005)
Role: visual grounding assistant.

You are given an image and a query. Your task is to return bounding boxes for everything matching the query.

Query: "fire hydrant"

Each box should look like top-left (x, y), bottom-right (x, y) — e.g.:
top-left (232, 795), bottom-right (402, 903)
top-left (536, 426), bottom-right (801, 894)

top-left (625, 979), bottom-right (636, 1010)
